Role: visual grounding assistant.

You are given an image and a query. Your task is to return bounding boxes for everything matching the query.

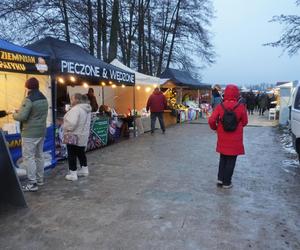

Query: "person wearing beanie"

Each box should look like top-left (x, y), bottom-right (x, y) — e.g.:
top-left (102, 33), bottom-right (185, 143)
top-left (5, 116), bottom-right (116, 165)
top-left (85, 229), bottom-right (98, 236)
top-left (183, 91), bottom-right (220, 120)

top-left (0, 110), bottom-right (8, 118)
top-left (208, 84), bottom-right (248, 189)
top-left (13, 77), bottom-right (49, 192)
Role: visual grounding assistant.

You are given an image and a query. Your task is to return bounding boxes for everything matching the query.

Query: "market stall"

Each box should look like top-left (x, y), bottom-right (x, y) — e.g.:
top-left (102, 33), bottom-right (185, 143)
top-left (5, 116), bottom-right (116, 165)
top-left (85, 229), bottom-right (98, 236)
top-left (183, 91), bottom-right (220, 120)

top-left (27, 37), bottom-right (135, 158)
top-left (110, 59), bottom-right (161, 133)
top-left (0, 38), bottom-right (56, 169)
top-left (160, 68), bottom-right (211, 122)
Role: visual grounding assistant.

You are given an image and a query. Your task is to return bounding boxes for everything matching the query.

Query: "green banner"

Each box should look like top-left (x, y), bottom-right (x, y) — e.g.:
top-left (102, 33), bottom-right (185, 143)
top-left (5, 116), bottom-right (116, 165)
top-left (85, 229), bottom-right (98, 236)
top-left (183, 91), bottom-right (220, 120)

top-left (92, 118), bottom-right (109, 146)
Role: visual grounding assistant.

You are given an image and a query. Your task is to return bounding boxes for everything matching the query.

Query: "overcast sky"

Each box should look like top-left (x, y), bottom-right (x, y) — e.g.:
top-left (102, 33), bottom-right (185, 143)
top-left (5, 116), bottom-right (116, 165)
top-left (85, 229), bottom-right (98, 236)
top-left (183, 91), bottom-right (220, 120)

top-left (202, 0), bottom-right (300, 86)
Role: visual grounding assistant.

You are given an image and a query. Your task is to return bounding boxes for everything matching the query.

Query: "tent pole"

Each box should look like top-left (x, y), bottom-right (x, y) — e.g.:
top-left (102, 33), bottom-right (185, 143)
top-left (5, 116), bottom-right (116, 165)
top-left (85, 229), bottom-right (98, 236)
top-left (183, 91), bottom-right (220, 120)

top-left (51, 75), bottom-right (57, 165)
top-left (133, 85), bottom-right (136, 137)
top-left (51, 75), bottom-right (57, 133)
top-left (197, 89), bottom-right (200, 107)
top-left (102, 86), bottom-right (104, 105)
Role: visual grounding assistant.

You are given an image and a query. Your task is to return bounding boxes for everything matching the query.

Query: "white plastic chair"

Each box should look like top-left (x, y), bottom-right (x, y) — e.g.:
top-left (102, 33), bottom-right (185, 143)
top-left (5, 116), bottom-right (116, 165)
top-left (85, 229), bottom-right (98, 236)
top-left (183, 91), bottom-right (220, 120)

top-left (268, 108), bottom-right (276, 120)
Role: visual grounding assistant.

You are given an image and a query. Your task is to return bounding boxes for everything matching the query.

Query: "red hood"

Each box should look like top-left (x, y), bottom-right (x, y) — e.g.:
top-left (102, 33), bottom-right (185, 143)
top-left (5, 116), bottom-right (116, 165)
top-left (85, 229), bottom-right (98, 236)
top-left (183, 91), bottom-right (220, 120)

top-left (224, 84), bottom-right (240, 101)
top-left (153, 89), bottom-right (162, 95)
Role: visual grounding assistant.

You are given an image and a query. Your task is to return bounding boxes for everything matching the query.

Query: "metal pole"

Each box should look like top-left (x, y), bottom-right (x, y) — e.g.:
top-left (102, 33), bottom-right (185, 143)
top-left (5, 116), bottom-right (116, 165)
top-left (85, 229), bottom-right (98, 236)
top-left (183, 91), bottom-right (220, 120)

top-left (133, 84), bottom-right (136, 137)
top-left (102, 86), bottom-right (104, 105)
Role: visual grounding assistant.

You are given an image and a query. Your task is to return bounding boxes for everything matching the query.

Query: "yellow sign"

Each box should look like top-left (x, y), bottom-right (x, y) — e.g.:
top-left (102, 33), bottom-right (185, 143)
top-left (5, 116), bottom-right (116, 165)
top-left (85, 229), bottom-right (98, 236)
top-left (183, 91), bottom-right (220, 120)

top-left (0, 61), bottom-right (26, 71)
top-left (0, 51), bottom-right (36, 63)
top-left (8, 139), bottom-right (22, 148)
top-left (0, 50), bottom-right (48, 73)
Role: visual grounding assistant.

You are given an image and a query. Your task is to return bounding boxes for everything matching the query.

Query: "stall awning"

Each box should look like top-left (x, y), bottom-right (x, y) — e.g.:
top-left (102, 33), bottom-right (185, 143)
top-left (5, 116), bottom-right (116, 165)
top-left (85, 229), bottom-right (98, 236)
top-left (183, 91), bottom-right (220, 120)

top-left (26, 37), bottom-right (135, 85)
top-left (110, 59), bottom-right (160, 86)
top-left (0, 39), bottom-right (49, 75)
top-left (160, 68), bottom-right (211, 89)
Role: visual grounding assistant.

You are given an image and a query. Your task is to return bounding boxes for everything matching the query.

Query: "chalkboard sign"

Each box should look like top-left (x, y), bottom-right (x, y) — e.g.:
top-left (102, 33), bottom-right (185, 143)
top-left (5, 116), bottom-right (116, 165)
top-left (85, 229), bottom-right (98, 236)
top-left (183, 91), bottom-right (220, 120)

top-left (92, 118), bottom-right (109, 145)
top-left (0, 130), bottom-right (27, 208)
top-left (87, 117), bottom-right (109, 151)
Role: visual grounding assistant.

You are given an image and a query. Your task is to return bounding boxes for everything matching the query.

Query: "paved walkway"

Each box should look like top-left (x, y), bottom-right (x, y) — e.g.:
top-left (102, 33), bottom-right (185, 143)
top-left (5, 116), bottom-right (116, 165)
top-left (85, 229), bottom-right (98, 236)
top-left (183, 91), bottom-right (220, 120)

top-left (190, 110), bottom-right (278, 127)
top-left (0, 122), bottom-right (299, 250)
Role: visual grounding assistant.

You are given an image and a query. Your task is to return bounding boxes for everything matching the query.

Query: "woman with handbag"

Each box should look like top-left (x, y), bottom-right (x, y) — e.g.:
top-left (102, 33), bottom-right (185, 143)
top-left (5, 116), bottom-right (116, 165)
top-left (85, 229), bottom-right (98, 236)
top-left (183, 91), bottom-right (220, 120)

top-left (63, 93), bottom-right (92, 181)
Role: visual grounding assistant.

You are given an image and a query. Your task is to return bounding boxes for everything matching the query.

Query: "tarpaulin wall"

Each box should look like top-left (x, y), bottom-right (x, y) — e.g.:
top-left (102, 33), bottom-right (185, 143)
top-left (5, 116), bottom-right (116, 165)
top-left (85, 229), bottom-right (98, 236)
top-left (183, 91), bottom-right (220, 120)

top-left (0, 72), bottom-right (56, 169)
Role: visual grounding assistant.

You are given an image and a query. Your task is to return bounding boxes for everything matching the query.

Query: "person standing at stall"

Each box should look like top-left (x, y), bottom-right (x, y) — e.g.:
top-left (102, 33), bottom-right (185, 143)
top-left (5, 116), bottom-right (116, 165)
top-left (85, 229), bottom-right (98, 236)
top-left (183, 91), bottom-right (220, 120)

top-left (246, 91), bottom-right (256, 115)
top-left (64, 93), bottom-right (91, 181)
top-left (0, 110), bottom-right (8, 118)
top-left (258, 92), bottom-right (269, 116)
top-left (146, 87), bottom-right (167, 134)
top-left (86, 88), bottom-right (98, 112)
top-left (13, 77), bottom-right (48, 192)
top-left (211, 85), bottom-right (223, 109)
top-left (208, 84), bottom-right (248, 189)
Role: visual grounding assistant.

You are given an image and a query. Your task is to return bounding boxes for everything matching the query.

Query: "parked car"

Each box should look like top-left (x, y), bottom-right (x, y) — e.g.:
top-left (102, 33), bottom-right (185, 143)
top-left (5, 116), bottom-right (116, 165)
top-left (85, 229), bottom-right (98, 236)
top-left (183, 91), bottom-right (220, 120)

top-left (291, 83), bottom-right (300, 161)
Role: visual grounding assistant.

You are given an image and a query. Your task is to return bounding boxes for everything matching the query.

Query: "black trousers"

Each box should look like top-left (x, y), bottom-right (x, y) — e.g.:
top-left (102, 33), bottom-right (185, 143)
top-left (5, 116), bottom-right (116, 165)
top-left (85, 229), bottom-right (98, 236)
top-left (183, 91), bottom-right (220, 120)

top-left (151, 112), bottom-right (165, 133)
top-left (218, 154), bottom-right (237, 185)
top-left (259, 107), bottom-right (266, 115)
top-left (67, 144), bottom-right (87, 171)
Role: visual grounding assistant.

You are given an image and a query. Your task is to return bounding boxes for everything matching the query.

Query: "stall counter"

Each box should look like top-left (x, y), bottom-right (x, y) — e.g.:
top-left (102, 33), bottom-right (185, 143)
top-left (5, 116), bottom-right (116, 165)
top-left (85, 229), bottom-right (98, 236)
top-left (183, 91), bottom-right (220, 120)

top-left (163, 110), bottom-right (178, 127)
top-left (56, 114), bottom-right (110, 159)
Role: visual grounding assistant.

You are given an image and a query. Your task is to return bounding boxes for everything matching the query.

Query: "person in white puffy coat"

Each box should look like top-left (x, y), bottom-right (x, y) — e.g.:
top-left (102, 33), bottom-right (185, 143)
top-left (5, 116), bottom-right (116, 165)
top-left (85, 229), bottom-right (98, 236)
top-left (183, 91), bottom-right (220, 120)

top-left (63, 93), bottom-right (91, 181)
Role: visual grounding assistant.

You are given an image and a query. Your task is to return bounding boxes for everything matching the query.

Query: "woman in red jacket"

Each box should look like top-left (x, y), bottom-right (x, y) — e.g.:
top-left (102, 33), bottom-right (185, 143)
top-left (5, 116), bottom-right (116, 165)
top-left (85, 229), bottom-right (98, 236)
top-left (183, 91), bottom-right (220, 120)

top-left (208, 84), bottom-right (248, 189)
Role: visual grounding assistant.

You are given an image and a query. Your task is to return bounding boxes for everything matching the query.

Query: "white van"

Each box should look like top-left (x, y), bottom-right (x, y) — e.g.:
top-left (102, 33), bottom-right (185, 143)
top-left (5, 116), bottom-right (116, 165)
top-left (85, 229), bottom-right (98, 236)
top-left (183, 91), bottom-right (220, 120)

top-left (291, 83), bottom-right (300, 159)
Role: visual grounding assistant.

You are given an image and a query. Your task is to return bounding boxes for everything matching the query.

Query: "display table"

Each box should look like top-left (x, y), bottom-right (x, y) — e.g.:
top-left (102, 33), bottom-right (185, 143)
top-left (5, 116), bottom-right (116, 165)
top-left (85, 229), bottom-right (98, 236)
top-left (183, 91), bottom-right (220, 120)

top-left (163, 110), bottom-right (177, 127)
top-left (56, 115), bottom-right (109, 159)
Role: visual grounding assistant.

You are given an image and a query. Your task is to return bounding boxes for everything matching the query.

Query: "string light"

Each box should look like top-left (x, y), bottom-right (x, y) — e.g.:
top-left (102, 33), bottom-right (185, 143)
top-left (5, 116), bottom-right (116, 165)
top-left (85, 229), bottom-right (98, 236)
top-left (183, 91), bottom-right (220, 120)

top-left (109, 81), bottom-right (113, 85)
top-left (112, 84), bottom-right (117, 88)
top-left (83, 82), bottom-right (89, 88)
top-left (101, 82), bottom-right (106, 86)
top-left (153, 84), bottom-right (158, 88)
top-left (58, 77), bottom-right (64, 84)
top-left (136, 86), bottom-right (141, 90)
top-left (145, 87), bottom-right (151, 93)
top-left (70, 76), bottom-right (76, 82)
top-left (122, 84), bottom-right (125, 88)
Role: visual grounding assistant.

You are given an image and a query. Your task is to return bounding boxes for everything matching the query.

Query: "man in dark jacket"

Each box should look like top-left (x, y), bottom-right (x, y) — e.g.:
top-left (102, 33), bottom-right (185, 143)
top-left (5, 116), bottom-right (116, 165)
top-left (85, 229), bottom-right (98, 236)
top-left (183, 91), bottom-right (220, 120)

top-left (146, 87), bottom-right (167, 134)
top-left (0, 110), bottom-right (8, 118)
top-left (246, 91), bottom-right (256, 115)
top-left (13, 77), bottom-right (48, 192)
top-left (86, 88), bottom-right (98, 112)
top-left (258, 93), bottom-right (269, 116)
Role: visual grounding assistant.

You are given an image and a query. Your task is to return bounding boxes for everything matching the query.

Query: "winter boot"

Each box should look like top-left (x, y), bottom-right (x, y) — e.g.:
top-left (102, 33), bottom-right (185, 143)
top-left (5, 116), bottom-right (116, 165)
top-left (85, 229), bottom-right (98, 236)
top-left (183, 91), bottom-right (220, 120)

top-left (65, 170), bottom-right (78, 181)
top-left (22, 183), bottom-right (38, 192)
top-left (222, 184), bottom-right (233, 189)
top-left (77, 166), bottom-right (89, 177)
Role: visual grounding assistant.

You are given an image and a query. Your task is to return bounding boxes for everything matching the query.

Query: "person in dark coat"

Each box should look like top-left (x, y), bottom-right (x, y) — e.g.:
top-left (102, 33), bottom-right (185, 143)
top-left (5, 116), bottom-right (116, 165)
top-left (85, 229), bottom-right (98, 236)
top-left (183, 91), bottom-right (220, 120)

top-left (211, 86), bottom-right (222, 109)
top-left (239, 92), bottom-right (247, 107)
top-left (86, 88), bottom-right (98, 112)
top-left (146, 87), bottom-right (167, 134)
top-left (258, 93), bottom-right (269, 115)
top-left (0, 110), bottom-right (8, 118)
top-left (246, 91), bottom-right (256, 115)
top-left (208, 84), bottom-right (248, 189)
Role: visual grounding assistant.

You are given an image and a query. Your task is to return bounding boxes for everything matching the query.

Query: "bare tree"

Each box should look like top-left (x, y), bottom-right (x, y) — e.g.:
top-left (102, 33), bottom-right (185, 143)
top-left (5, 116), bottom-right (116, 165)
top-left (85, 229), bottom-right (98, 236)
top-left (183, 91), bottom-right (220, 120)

top-left (96, 0), bottom-right (102, 58)
top-left (102, 0), bottom-right (108, 61)
top-left (108, 0), bottom-right (119, 62)
top-left (87, 0), bottom-right (94, 55)
top-left (265, 0), bottom-right (300, 56)
top-left (0, 0), bottom-right (215, 77)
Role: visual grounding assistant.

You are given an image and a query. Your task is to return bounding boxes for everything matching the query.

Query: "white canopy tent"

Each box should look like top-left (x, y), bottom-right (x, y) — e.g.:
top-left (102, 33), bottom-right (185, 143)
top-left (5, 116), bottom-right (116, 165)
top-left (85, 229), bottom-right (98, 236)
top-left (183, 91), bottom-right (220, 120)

top-left (111, 59), bottom-right (160, 86)
top-left (110, 59), bottom-right (160, 114)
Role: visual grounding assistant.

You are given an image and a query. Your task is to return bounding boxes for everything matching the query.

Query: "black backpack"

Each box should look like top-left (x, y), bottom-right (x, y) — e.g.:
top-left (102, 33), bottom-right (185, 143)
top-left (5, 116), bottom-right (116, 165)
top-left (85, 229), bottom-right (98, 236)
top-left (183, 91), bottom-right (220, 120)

top-left (220, 102), bottom-right (240, 132)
